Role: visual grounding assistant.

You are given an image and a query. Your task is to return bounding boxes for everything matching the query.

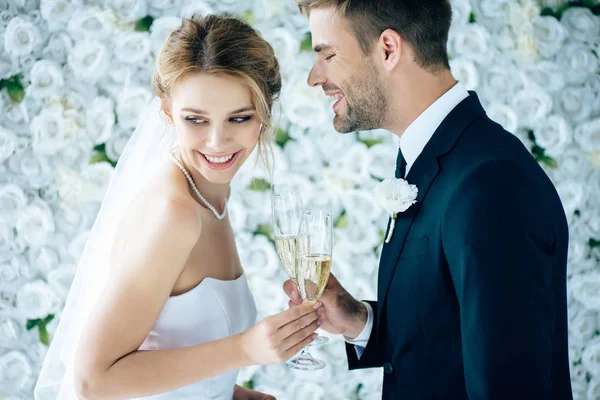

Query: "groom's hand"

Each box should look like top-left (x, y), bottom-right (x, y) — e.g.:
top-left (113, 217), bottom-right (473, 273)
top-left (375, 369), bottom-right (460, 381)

top-left (283, 273), bottom-right (368, 339)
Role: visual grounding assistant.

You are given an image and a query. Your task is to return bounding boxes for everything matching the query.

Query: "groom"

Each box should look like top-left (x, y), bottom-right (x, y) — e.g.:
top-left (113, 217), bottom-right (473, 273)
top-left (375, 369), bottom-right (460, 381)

top-left (284, 1), bottom-right (573, 399)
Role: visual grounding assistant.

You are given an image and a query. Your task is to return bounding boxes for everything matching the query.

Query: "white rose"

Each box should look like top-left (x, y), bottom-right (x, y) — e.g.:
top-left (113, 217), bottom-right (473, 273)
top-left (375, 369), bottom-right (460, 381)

top-left (67, 39), bottom-right (109, 82)
top-left (82, 162), bottom-right (114, 202)
top-left (588, 376), bottom-right (600, 400)
top-left (0, 316), bottom-right (20, 342)
top-left (53, 203), bottom-right (89, 237)
top-left (286, 380), bottom-right (327, 400)
top-left (511, 86), bottom-right (553, 129)
top-left (86, 97), bottom-right (115, 145)
top-left (0, 184), bottom-right (27, 226)
top-left (27, 59), bottom-right (64, 99)
top-left (7, 151), bottom-right (52, 189)
top-left (67, 7), bottom-right (116, 40)
top-left (331, 143), bottom-right (371, 186)
top-left (54, 167), bottom-right (86, 205)
top-left (116, 86), bottom-right (153, 129)
top-left (179, 1), bottom-right (215, 18)
top-left (367, 143), bottom-right (396, 180)
top-left (540, 0), bottom-right (569, 8)
top-left (68, 230), bottom-right (90, 260)
top-left (449, 57), bottom-right (479, 90)
top-left (373, 178), bottom-right (418, 216)
top-left (562, 7), bottom-right (600, 42)
top-left (252, 0), bottom-right (286, 21)
top-left (486, 103), bottom-right (519, 134)
top-left (515, 32), bottom-right (539, 64)
top-left (28, 246), bottom-right (60, 275)
top-left (534, 114), bottom-right (572, 156)
top-left (149, 16), bottom-right (181, 54)
top-left (114, 32), bottom-right (150, 64)
top-left (204, 0), bottom-right (251, 13)
top-left (532, 16), bottom-right (569, 59)
top-left (16, 280), bottom-right (59, 320)
top-left (15, 202), bottom-right (55, 247)
top-left (0, 351), bottom-right (31, 393)
top-left (557, 42), bottom-right (599, 85)
top-left (148, 0), bottom-right (180, 15)
top-left (574, 118), bottom-right (600, 152)
top-left (3, 16), bottom-right (41, 57)
top-left (342, 215), bottom-right (382, 255)
top-left (569, 308), bottom-right (598, 343)
top-left (449, 24), bottom-right (494, 65)
top-left (283, 76), bottom-right (330, 128)
top-left (506, 0), bottom-right (540, 35)
top-left (257, 364), bottom-right (293, 391)
top-left (109, 0), bottom-right (147, 22)
top-left (557, 86), bottom-right (595, 124)
top-left (30, 106), bottom-right (66, 156)
top-left (471, 0), bottom-right (512, 29)
top-left (0, 125), bottom-right (17, 163)
top-left (0, 51), bottom-right (18, 80)
top-left (42, 31), bottom-right (73, 63)
top-left (449, 0), bottom-right (472, 31)
top-left (260, 27), bottom-right (300, 72)
top-left (570, 272), bottom-right (600, 311)
top-left (41, 0), bottom-right (80, 31)
top-left (491, 26), bottom-right (517, 55)
top-left (582, 337), bottom-right (600, 376)
top-left (105, 128), bottom-right (133, 161)
top-left (556, 180), bottom-right (587, 218)
top-left (520, 61), bottom-right (566, 94)
top-left (481, 63), bottom-right (523, 104)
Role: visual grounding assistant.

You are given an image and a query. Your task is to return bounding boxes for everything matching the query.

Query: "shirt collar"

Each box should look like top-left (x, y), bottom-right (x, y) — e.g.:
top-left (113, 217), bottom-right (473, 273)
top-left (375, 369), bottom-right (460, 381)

top-left (399, 81), bottom-right (469, 176)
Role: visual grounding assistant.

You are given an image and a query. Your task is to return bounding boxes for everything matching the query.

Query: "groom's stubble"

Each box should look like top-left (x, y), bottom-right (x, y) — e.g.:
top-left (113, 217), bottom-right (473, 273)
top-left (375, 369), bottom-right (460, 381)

top-left (334, 57), bottom-right (389, 134)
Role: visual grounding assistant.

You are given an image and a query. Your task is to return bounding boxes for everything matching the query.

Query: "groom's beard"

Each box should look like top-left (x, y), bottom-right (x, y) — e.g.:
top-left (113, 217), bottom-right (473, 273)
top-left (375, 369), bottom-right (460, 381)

top-left (334, 62), bottom-right (388, 134)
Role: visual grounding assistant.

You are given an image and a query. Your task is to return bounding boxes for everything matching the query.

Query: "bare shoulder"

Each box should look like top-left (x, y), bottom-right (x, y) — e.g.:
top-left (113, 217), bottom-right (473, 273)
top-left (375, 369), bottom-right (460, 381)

top-left (116, 160), bottom-right (203, 250)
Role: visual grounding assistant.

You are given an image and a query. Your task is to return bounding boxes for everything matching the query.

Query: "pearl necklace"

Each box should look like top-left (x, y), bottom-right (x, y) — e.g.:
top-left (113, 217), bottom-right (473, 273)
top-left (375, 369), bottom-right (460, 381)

top-left (169, 153), bottom-right (228, 220)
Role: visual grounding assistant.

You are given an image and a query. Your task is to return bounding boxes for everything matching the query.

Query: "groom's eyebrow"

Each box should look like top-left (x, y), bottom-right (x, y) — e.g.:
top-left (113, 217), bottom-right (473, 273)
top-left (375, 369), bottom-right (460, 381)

top-left (313, 44), bottom-right (332, 53)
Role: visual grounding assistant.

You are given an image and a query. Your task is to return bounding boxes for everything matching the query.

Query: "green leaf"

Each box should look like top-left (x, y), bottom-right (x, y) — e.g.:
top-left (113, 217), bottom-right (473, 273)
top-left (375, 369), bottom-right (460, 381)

top-left (255, 224), bottom-right (274, 242)
top-left (300, 33), bottom-right (312, 52)
top-left (134, 15), bottom-right (154, 32)
top-left (26, 319), bottom-right (39, 330)
top-left (5, 75), bottom-right (25, 103)
top-left (535, 154), bottom-right (558, 169)
top-left (531, 144), bottom-right (545, 157)
top-left (242, 377), bottom-right (255, 390)
top-left (360, 138), bottom-right (383, 149)
top-left (590, 238), bottom-right (600, 249)
top-left (240, 11), bottom-right (255, 25)
top-left (355, 382), bottom-right (364, 399)
top-left (541, 7), bottom-right (558, 17)
top-left (334, 210), bottom-right (348, 229)
top-left (469, 12), bottom-right (477, 23)
top-left (90, 151), bottom-right (110, 165)
top-left (44, 314), bottom-right (55, 324)
top-left (93, 143), bottom-right (106, 152)
top-left (275, 127), bottom-right (291, 148)
top-left (591, 5), bottom-right (600, 15)
top-left (39, 322), bottom-right (50, 346)
top-left (249, 178), bottom-right (272, 192)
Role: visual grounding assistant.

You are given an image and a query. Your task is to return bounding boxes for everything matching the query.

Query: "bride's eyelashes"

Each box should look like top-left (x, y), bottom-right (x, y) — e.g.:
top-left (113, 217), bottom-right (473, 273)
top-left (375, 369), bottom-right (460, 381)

top-left (183, 115), bottom-right (253, 125)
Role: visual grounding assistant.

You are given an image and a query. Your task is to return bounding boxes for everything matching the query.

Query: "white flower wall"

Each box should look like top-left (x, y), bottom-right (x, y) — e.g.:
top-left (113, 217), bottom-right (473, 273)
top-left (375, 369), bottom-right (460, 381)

top-left (0, 0), bottom-right (598, 398)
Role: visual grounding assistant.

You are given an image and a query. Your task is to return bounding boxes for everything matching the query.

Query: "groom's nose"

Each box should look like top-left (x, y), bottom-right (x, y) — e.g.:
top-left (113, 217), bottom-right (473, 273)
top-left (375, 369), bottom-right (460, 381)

top-left (307, 63), bottom-right (326, 87)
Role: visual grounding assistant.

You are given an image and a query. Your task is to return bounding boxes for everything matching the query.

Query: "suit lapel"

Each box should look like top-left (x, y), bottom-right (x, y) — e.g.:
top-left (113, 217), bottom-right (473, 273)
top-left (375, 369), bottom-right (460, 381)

top-left (376, 91), bottom-right (487, 327)
top-left (377, 144), bottom-right (439, 319)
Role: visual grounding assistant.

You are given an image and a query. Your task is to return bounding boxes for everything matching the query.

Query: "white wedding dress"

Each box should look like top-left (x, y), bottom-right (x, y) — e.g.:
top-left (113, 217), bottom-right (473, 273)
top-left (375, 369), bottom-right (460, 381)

top-left (136, 273), bottom-right (257, 399)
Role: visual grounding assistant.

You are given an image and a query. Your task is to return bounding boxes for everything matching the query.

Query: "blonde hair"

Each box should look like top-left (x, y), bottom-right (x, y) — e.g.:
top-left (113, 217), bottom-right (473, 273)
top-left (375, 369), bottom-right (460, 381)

top-left (153, 13), bottom-right (281, 171)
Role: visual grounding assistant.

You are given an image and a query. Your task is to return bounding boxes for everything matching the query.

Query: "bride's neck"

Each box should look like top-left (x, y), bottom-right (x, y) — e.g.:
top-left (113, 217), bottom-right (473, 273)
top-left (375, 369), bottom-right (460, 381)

top-left (178, 152), bottom-right (230, 210)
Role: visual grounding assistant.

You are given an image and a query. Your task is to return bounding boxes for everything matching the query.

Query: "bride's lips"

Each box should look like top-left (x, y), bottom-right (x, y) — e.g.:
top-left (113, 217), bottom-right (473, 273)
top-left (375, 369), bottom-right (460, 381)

top-left (197, 150), bottom-right (241, 170)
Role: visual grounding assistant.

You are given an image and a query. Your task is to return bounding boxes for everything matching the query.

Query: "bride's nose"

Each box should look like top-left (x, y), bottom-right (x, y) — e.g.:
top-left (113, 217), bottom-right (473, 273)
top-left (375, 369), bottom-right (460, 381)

top-left (205, 124), bottom-right (231, 148)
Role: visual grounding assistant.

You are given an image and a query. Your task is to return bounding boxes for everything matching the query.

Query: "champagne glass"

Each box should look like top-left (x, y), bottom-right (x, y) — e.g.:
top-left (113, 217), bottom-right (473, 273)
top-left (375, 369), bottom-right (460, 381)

top-left (271, 188), bottom-right (329, 347)
top-left (287, 209), bottom-right (333, 371)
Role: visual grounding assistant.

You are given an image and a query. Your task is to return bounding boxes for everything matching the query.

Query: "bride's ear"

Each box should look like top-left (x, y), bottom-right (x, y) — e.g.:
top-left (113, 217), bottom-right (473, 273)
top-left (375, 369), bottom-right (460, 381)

top-left (160, 99), bottom-right (174, 124)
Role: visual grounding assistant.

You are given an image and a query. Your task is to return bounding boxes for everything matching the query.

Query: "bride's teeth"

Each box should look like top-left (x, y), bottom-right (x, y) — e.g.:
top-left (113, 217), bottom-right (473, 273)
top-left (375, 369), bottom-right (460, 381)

top-left (205, 154), bottom-right (234, 164)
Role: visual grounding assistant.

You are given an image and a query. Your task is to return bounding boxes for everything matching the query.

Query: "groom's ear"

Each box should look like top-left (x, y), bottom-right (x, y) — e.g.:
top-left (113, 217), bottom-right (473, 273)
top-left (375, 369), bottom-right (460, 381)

top-left (377, 29), bottom-right (402, 71)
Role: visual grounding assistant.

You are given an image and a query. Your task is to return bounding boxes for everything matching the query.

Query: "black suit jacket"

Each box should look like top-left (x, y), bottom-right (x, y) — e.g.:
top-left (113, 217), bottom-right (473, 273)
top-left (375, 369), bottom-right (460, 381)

top-left (346, 93), bottom-right (572, 399)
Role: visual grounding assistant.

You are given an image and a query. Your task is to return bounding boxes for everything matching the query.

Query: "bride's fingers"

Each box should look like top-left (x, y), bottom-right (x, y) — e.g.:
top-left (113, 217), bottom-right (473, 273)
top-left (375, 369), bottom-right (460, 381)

top-left (284, 331), bottom-right (319, 359)
top-left (272, 301), bottom-right (321, 328)
top-left (282, 318), bottom-right (320, 350)
top-left (277, 308), bottom-right (321, 340)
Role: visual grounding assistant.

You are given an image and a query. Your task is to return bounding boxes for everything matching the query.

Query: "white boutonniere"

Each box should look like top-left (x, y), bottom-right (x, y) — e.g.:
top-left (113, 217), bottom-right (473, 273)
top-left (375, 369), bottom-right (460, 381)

top-left (373, 178), bottom-right (418, 243)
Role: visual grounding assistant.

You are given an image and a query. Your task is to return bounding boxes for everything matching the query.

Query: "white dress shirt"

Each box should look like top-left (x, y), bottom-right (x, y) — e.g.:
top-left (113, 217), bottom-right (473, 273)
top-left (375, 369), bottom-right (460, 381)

top-left (344, 82), bottom-right (469, 352)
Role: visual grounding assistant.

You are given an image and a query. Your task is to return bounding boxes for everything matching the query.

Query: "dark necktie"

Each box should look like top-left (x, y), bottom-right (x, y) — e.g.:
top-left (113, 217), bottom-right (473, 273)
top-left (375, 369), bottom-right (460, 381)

top-left (395, 147), bottom-right (407, 179)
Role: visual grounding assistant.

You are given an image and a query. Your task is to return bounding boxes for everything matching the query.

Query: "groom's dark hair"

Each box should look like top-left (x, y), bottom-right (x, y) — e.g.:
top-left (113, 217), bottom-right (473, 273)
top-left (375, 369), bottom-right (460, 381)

top-left (295, 0), bottom-right (452, 72)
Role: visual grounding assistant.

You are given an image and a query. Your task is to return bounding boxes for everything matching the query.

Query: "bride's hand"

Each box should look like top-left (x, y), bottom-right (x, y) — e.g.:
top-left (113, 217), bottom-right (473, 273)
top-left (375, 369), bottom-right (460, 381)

top-left (233, 384), bottom-right (276, 400)
top-left (239, 302), bottom-right (323, 365)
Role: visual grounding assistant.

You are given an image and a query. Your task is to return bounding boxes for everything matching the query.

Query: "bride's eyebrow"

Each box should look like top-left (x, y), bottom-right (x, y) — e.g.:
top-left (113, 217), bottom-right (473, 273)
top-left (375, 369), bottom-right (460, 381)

top-left (180, 106), bottom-right (255, 115)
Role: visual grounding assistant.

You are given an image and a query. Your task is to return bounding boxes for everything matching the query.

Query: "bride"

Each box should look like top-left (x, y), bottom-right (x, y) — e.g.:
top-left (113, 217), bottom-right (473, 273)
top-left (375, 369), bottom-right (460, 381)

top-left (35, 14), bottom-right (323, 400)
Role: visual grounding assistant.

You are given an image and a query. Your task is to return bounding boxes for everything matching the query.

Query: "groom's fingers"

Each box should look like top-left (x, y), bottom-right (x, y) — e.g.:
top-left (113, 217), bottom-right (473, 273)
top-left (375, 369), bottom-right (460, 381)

top-left (283, 279), bottom-right (302, 305)
top-left (272, 301), bottom-right (319, 328)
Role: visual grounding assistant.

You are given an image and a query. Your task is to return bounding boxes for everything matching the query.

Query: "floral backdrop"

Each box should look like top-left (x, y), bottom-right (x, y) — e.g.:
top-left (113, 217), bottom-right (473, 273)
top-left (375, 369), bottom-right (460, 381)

top-left (0, 0), bottom-right (599, 398)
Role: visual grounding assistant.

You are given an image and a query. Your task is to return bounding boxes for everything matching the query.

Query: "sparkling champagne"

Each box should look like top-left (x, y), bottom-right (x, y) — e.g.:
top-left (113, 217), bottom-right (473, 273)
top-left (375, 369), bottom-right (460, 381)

top-left (297, 254), bottom-right (332, 301)
top-left (274, 235), bottom-right (297, 283)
